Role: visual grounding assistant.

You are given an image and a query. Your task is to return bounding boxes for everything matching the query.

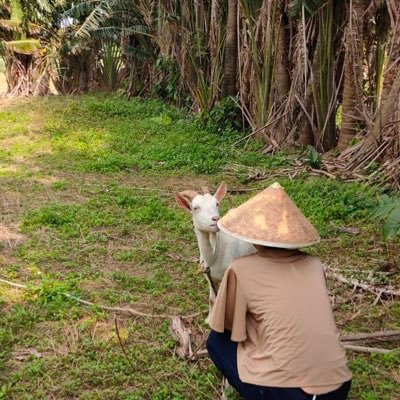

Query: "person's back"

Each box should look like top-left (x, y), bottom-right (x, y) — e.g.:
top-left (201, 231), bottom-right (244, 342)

top-left (215, 248), bottom-right (351, 394)
top-left (206, 182), bottom-right (352, 400)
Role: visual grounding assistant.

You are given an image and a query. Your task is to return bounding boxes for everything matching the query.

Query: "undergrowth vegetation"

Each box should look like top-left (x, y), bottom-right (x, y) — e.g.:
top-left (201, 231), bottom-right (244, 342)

top-left (0, 95), bottom-right (399, 399)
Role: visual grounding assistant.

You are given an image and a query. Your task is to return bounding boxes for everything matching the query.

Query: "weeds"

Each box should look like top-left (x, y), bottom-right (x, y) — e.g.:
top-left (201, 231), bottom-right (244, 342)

top-left (0, 95), bottom-right (398, 399)
top-left (372, 195), bottom-right (400, 240)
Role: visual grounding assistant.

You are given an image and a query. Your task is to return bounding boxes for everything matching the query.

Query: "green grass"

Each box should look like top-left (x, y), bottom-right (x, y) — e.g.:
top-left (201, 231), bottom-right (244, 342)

top-left (0, 95), bottom-right (399, 399)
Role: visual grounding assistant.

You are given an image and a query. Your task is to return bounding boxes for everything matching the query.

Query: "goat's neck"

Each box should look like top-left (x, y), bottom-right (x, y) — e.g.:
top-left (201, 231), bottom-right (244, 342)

top-left (195, 228), bottom-right (218, 267)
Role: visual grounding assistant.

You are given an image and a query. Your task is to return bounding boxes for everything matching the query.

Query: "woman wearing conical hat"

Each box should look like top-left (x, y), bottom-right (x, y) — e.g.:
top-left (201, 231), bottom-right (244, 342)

top-left (207, 182), bottom-right (352, 400)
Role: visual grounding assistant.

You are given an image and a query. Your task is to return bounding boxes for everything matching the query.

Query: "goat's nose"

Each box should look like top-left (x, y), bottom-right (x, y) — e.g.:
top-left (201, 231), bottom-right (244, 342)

top-left (212, 216), bottom-right (220, 222)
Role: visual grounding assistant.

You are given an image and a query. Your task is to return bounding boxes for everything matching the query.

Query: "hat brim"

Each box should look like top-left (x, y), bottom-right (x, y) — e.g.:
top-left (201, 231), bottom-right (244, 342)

top-left (218, 221), bottom-right (320, 249)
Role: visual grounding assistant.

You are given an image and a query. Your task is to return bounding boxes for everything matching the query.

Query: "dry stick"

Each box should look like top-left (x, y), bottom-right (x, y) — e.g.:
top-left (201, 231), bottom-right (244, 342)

top-left (191, 342), bottom-right (397, 360)
top-left (114, 317), bottom-right (135, 369)
top-left (136, 70), bottom-right (162, 98)
top-left (354, 141), bottom-right (390, 173)
top-left (0, 278), bottom-right (25, 289)
top-left (340, 330), bottom-right (400, 342)
top-left (341, 344), bottom-right (394, 355)
top-left (317, 57), bottom-right (345, 150)
top-left (230, 112), bottom-right (283, 147)
top-left (0, 278), bottom-right (206, 320)
top-left (230, 95), bottom-right (286, 148)
top-left (295, 94), bottom-right (318, 134)
top-left (228, 187), bottom-right (263, 193)
top-left (309, 168), bottom-right (337, 180)
top-left (327, 271), bottom-right (400, 297)
top-left (204, 269), bottom-right (218, 298)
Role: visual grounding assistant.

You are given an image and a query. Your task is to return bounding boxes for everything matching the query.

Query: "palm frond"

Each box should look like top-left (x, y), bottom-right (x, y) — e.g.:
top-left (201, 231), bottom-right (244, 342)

top-left (64, 1), bottom-right (99, 19)
top-left (10, 0), bottom-right (23, 22)
top-left (290, 0), bottom-right (328, 18)
top-left (98, 41), bottom-right (125, 91)
top-left (0, 19), bottom-right (21, 32)
top-left (5, 38), bottom-right (42, 54)
top-left (75, 3), bottom-right (113, 37)
top-left (0, 18), bottom-right (40, 34)
top-left (35, 0), bottom-right (53, 13)
top-left (124, 44), bottom-right (152, 60)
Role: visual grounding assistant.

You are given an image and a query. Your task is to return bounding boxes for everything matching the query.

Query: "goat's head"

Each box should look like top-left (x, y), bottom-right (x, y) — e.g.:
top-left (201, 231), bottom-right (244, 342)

top-left (174, 182), bottom-right (227, 233)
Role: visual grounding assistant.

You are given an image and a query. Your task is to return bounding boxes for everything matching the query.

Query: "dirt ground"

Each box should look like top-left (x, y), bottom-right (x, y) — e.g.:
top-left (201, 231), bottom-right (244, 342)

top-left (0, 66), bottom-right (6, 95)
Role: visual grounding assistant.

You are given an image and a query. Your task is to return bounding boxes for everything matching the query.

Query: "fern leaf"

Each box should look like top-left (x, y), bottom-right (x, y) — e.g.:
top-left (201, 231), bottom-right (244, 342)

top-left (373, 196), bottom-right (400, 240)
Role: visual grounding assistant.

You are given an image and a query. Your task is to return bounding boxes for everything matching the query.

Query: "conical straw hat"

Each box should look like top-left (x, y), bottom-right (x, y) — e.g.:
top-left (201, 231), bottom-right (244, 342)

top-left (218, 182), bottom-right (320, 248)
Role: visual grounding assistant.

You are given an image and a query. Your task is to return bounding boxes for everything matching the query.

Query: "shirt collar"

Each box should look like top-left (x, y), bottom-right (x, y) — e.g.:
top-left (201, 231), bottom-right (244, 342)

top-left (255, 246), bottom-right (306, 263)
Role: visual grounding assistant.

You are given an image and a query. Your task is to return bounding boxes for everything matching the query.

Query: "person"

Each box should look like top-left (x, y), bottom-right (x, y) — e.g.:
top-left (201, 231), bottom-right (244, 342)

top-left (207, 182), bottom-right (352, 400)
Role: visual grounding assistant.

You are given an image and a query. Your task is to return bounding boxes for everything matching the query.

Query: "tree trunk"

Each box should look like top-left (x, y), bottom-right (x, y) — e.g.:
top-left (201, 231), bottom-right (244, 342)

top-left (381, 4), bottom-right (400, 104)
top-left (222, 0), bottom-right (238, 96)
top-left (209, 0), bottom-right (222, 100)
top-left (338, 0), bottom-right (367, 151)
top-left (312, 2), bottom-right (338, 152)
top-left (364, 3), bottom-right (400, 148)
top-left (274, 3), bottom-right (291, 145)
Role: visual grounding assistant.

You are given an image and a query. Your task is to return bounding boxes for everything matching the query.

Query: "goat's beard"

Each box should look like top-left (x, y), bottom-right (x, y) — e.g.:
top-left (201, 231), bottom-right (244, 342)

top-left (208, 225), bottom-right (219, 233)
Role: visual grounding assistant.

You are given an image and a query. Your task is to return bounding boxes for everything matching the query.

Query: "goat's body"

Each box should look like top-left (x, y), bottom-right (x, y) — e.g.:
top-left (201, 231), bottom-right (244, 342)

top-left (174, 182), bottom-right (255, 319)
top-left (195, 228), bottom-right (256, 291)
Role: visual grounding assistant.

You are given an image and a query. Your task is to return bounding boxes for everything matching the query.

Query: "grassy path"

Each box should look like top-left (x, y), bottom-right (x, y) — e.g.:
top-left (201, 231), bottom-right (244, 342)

top-left (0, 95), bottom-right (399, 399)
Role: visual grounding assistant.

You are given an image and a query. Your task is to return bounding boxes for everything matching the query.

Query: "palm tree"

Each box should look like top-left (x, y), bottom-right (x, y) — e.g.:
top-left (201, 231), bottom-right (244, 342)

top-left (0, 0), bottom-right (46, 95)
top-left (338, 0), bottom-right (367, 151)
top-left (222, 0), bottom-right (237, 96)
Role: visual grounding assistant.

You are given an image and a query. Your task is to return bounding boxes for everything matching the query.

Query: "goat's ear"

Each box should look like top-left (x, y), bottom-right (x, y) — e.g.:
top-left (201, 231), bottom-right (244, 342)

top-left (174, 192), bottom-right (192, 211)
top-left (214, 181), bottom-right (227, 202)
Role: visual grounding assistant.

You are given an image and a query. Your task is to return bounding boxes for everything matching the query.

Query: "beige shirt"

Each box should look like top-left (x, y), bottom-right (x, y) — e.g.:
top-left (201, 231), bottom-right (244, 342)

top-left (209, 248), bottom-right (352, 395)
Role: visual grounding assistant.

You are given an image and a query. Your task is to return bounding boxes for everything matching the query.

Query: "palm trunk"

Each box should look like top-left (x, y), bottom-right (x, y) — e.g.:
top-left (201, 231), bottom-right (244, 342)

top-left (274, 2), bottom-right (291, 145)
top-left (311, 1), bottom-right (338, 151)
top-left (338, 0), bottom-right (367, 151)
top-left (222, 0), bottom-right (238, 96)
top-left (368, 3), bottom-right (400, 147)
top-left (381, 7), bottom-right (400, 104)
top-left (209, 0), bottom-right (222, 100)
top-left (373, 4), bottom-right (390, 110)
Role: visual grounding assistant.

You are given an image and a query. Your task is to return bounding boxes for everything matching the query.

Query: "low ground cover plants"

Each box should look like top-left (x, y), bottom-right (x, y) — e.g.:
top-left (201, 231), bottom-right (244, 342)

top-left (0, 95), bottom-right (399, 399)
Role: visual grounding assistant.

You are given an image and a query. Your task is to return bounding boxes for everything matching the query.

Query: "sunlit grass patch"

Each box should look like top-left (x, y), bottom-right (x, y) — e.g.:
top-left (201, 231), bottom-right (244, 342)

top-left (0, 95), bottom-right (291, 175)
top-left (0, 110), bottom-right (31, 137)
top-left (0, 286), bottom-right (25, 306)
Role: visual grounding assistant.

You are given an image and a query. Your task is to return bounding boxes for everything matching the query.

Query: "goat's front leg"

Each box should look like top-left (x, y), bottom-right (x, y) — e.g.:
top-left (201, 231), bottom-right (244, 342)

top-left (204, 273), bottom-right (216, 324)
top-left (201, 262), bottom-right (217, 323)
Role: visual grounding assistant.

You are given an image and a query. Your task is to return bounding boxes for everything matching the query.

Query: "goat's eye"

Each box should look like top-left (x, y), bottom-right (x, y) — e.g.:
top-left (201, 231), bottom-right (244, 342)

top-left (192, 206), bottom-right (200, 211)
top-left (216, 202), bottom-right (220, 207)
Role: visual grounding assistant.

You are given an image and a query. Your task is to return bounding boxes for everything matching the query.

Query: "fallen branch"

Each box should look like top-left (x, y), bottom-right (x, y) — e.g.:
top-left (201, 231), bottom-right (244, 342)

top-left (170, 316), bottom-right (192, 358)
top-left (0, 277), bottom-right (206, 320)
top-left (340, 330), bottom-right (400, 342)
top-left (309, 168), bottom-right (337, 180)
top-left (325, 269), bottom-right (400, 298)
top-left (189, 344), bottom-right (398, 361)
top-left (176, 325), bottom-right (400, 361)
top-left (342, 344), bottom-right (394, 354)
top-left (0, 278), bottom-right (26, 289)
top-left (190, 349), bottom-right (208, 359)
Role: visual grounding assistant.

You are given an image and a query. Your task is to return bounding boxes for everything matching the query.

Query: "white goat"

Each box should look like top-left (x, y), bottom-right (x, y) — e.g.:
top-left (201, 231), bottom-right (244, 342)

top-left (174, 182), bottom-right (256, 309)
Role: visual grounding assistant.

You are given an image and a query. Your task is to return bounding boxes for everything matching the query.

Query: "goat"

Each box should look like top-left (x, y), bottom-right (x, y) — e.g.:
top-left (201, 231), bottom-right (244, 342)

top-left (174, 182), bottom-right (256, 314)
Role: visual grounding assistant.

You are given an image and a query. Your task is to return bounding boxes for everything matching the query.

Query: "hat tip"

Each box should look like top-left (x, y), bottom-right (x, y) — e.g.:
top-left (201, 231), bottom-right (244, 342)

top-left (270, 182), bottom-right (283, 189)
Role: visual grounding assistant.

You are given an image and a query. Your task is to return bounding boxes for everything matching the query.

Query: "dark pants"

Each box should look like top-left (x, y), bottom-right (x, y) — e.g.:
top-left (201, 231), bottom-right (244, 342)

top-left (206, 330), bottom-right (351, 400)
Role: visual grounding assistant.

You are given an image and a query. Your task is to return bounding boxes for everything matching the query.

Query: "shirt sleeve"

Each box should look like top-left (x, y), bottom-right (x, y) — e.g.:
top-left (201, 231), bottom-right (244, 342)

top-left (208, 267), bottom-right (248, 342)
